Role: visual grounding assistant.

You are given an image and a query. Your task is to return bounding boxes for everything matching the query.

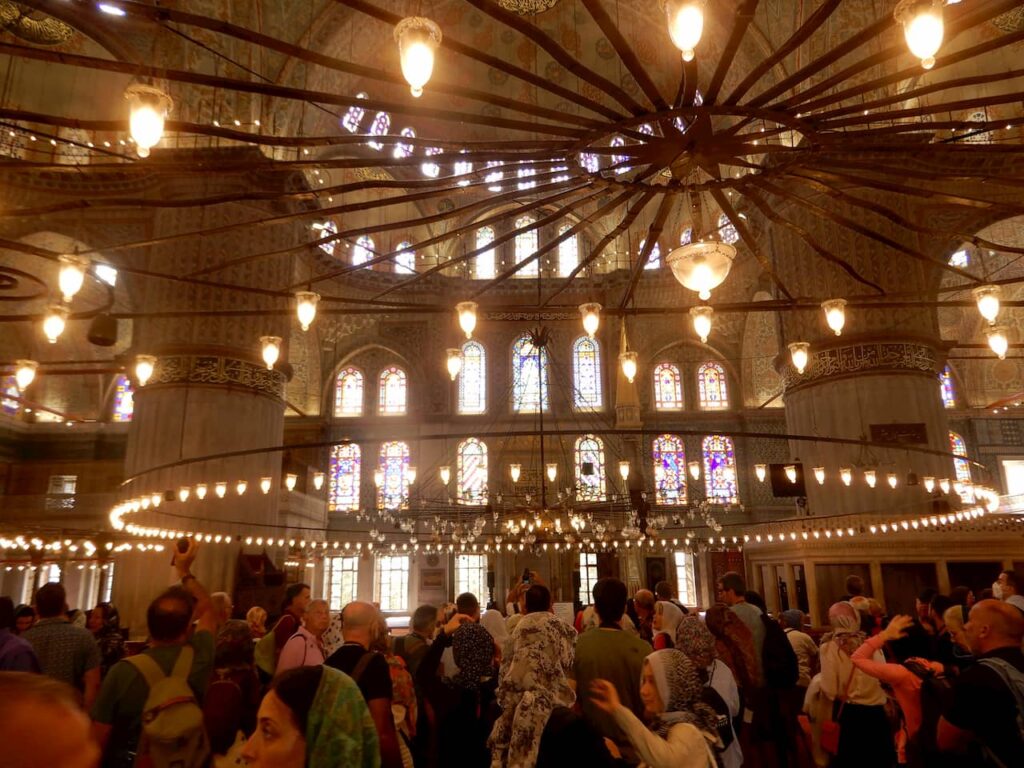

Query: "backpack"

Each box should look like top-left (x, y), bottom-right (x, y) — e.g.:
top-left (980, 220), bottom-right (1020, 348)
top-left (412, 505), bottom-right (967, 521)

top-left (127, 646), bottom-right (210, 768)
top-left (978, 657), bottom-right (1024, 768)
top-left (761, 613), bottom-right (798, 688)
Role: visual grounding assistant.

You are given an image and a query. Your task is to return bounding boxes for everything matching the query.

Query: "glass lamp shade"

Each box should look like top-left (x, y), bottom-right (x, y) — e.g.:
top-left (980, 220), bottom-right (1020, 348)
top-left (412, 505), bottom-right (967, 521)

top-left (236, 480), bottom-right (248, 496)
top-left (973, 284), bottom-right (1001, 324)
top-left (784, 465), bottom-right (797, 483)
top-left (887, 472), bottom-right (899, 489)
top-left (295, 291), bottom-right (320, 331)
top-left (260, 477), bottom-right (272, 494)
top-left (813, 466), bottom-right (825, 485)
top-left (58, 254), bottom-right (89, 302)
top-left (754, 463), bottom-right (767, 482)
top-left (821, 299), bottom-right (847, 336)
top-left (690, 305), bottom-right (713, 343)
top-left (406, 466), bottom-right (417, 485)
top-left (618, 461), bottom-right (630, 481)
top-left (260, 336), bottom-right (282, 370)
top-left (687, 461), bottom-right (700, 480)
top-left (374, 469), bottom-right (385, 488)
top-left (285, 473), bottom-right (298, 491)
top-left (439, 466), bottom-right (451, 486)
top-left (394, 17), bottom-right (442, 98)
top-left (579, 303), bottom-right (601, 337)
top-left (215, 482), bottom-right (227, 498)
top-left (666, 240), bottom-right (736, 300)
top-left (839, 467), bottom-right (852, 486)
top-left (546, 463), bottom-right (558, 482)
top-left (456, 301), bottom-right (478, 339)
top-left (939, 477), bottom-right (951, 494)
top-left (510, 463), bottom-right (521, 483)
top-left (789, 342), bottom-right (810, 374)
top-left (134, 354), bottom-right (157, 386)
top-left (125, 83), bottom-right (173, 157)
top-left (619, 350), bottom-right (638, 383)
top-left (864, 469), bottom-right (877, 488)
top-left (664, 0), bottom-right (706, 62)
top-left (446, 348), bottom-right (462, 381)
top-left (43, 305), bottom-right (68, 344)
top-left (923, 476), bottom-right (936, 493)
top-left (14, 359), bottom-right (37, 391)
top-left (178, 486), bottom-right (190, 503)
top-left (194, 483), bottom-right (207, 500)
top-left (987, 325), bottom-right (1009, 359)
top-left (895, 0), bottom-right (944, 69)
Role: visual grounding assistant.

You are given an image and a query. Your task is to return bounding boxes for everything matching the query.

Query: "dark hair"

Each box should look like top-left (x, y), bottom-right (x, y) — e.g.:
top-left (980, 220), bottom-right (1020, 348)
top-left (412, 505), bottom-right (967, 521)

top-left (949, 586), bottom-right (973, 607)
top-left (977, 588), bottom-right (994, 602)
top-left (918, 587), bottom-right (937, 604)
top-left (525, 584), bottom-right (551, 614)
top-left (930, 594), bottom-right (954, 619)
top-left (282, 583), bottom-right (310, 613)
top-left (1001, 570), bottom-right (1022, 591)
top-left (272, 665), bottom-right (324, 736)
top-left (889, 621), bottom-right (932, 663)
top-left (456, 592), bottom-right (480, 616)
top-left (654, 581), bottom-right (674, 601)
top-left (744, 590), bottom-right (767, 613)
top-left (93, 602), bottom-right (120, 630)
top-left (14, 605), bottom-right (35, 622)
top-left (593, 578), bottom-right (627, 623)
top-left (411, 605), bottom-right (438, 634)
top-left (0, 597), bottom-right (13, 630)
top-left (845, 575), bottom-right (865, 597)
top-left (35, 583), bottom-right (66, 619)
top-left (147, 587), bottom-right (195, 642)
top-left (719, 571), bottom-right (746, 596)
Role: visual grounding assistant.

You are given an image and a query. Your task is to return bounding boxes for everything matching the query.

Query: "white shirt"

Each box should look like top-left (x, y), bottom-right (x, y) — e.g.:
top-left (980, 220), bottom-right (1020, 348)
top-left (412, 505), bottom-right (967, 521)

top-left (785, 628), bottom-right (819, 688)
top-left (612, 705), bottom-right (717, 768)
top-left (818, 639), bottom-right (886, 706)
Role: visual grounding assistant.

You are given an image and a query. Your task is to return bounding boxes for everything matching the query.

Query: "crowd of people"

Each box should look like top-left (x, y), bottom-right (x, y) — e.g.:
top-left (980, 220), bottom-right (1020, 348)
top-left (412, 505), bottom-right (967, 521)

top-left (1, 548), bottom-right (1022, 768)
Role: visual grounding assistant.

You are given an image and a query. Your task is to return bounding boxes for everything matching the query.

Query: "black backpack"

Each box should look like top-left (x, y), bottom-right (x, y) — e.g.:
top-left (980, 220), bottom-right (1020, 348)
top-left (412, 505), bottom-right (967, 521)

top-left (761, 613), bottom-right (798, 688)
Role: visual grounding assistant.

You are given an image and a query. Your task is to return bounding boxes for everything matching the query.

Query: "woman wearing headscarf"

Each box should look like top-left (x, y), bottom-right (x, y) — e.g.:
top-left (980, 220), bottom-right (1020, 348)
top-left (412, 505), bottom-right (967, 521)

top-left (371, 615), bottom-right (417, 768)
top-left (481, 608), bottom-right (510, 660)
top-left (591, 649), bottom-right (721, 768)
top-left (651, 601), bottom-right (684, 650)
top-left (87, 603), bottom-right (124, 678)
top-left (704, 603), bottom-right (760, 694)
top-left (676, 615), bottom-right (743, 768)
top-left (205, 619), bottom-right (261, 757)
top-left (818, 601), bottom-right (894, 767)
top-left (241, 664), bottom-right (380, 768)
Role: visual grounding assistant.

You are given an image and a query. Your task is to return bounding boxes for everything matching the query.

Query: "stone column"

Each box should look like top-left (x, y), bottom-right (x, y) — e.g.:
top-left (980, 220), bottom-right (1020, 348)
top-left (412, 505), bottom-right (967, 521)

top-left (783, 562), bottom-right (797, 613)
top-left (764, 564), bottom-right (780, 614)
top-left (869, 560), bottom-right (885, 610)
top-left (803, 560), bottom-right (820, 626)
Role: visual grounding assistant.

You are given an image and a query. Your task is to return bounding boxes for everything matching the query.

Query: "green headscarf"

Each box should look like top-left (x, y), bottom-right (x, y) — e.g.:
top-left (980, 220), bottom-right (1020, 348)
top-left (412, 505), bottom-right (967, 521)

top-left (306, 666), bottom-right (381, 768)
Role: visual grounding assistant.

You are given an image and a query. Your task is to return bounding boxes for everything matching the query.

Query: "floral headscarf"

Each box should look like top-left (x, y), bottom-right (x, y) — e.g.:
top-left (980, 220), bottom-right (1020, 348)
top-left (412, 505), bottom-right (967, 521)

top-left (654, 601), bottom-right (684, 645)
top-left (451, 622), bottom-right (496, 690)
top-left (306, 666), bottom-right (381, 768)
top-left (826, 601), bottom-right (866, 656)
top-left (675, 615), bottom-right (717, 670)
top-left (704, 603), bottom-right (760, 690)
top-left (645, 649), bottom-right (722, 744)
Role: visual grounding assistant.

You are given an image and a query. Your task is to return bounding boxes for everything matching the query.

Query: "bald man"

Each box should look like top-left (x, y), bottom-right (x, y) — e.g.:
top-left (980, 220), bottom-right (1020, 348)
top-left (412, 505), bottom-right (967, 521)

top-left (938, 599), bottom-right (1024, 765)
top-left (0, 672), bottom-right (100, 768)
top-left (324, 601), bottom-right (402, 768)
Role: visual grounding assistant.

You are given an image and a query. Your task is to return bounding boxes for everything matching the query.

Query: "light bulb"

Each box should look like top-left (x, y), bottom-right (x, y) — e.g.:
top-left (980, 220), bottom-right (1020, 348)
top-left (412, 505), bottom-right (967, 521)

top-left (789, 342), bottom-right (810, 374)
top-left (260, 477), bottom-right (272, 494)
top-left (510, 463), bottom-right (521, 483)
top-left (755, 463), bottom-right (767, 482)
top-left (260, 336), bottom-right (281, 370)
top-left (125, 83), bottom-right (172, 157)
top-left (178, 486), bottom-right (190, 503)
top-left (784, 465), bottom-right (797, 483)
top-left (312, 471), bottom-right (324, 490)
top-left (895, 0), bottom-right (943, 70)
top-left (618, 460), bottom-right (630, 482)
top-left (690, 305), bottom-right (713, 343)
top-left (285, 473), bottom-right (297, 491)
top-left (151, 492), bottom-right (162, 508)
top-left (887, 472), bottom-right (898, 489)
top-left (546, 463), bottom-right (558, 482)
top-left (195, 483), bottom-right (207, 500)
top-left (58, 254), bottom-right (89, 302)
top-left (395, 17), bottom-right (441, 98)
top-left (864, 469), bottom-right (877, 488)
top-left (14, 360), bottom-right (37, 391)
top-left (821, 298), bottom-right (847, 336)
top-left (987, 325), bottom-right (1009, 359)
top-left (295, 291), bottom-right (320, 331)
top-left (215, 482), bottom-right (227, 498)
top-left (439, 465), bottom-right (451, 486)
top-left (43, 305), bottom-right (68, 344)
top-left (406, 466), bottom-right (417, 485)
top-left (939, 477), bottom-right (950, 494)
top-left (236, 479), bottom-right (248, 495)
top-left (134, 354), bottom-right (156, 386)
top-left (688, 461), bottom-right (700, 480)
top-left (446, 348), bottom-right (462, 381)
top-left (374, 469), bottom-right (385, 488)
top-left (619, 350), bottom-right (638, 383)
top-left (973, 284), bottom-right (1001, 324)
top-left (665, 0), bottom-right (705, 62)
top-left (579, 303), bottom-right (602, 338)
top-left (456, 301), bottom-right (478, 339)
top-left (839, 467), bottom-right (852, 486)
top-left (923, 476), bottom-right (936, 493)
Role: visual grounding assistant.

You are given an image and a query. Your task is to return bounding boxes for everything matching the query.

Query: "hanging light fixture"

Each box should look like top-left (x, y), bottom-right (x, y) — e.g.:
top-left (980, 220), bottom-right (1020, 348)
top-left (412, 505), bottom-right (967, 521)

top-left (894, 0), bottom-right (944, 70)
top-left (260, 477), bottom-right (272, 494)
top-left (813, 466), bottom-right (825, 485)
top-left (821, 299), bottom-right (847, 336)
top-left (446, 348), bottom-right (462, 381)
top-left (546, 463), bottom-right (558, 482)
top-left (134, 354), bottom-right (157, 387)
top-left (124, 82), bottom-right (173, 157)
top-left (178, 486), bottom-right (190, 503)
top-left (236, 479), bottom-right (248, 496)
top-left (394, 16), bottom-right (442, 98)
top-left (579, 303), bottom-right (602, 338)
top-left (687, 460), bottom-right (700, 480)
top-left (42, 305), bottom-right (68, 344)
top-left (939, 477), bottom-right (951, 494)
top-left (195, 483), bottom-right (208, 500)
top-left (690, 305), bottom-right (713, 343)
top-left (973, 284), bottom-right (1002, 325)
top-left (664, 0), bottom-right (706, 62)
top-left (789, 342), bottom-right (810, 374)
top-left (864, 469), bottom-right (877, 488)
top-left (439, 465), bottom-right (451, 486)
top-left (667, 241), bottom-right (736, 300)
top-left (407, 466), bottom-right (417, 485)
top-left (923, 476), bottom-right (936, 493)
top-left (456, 301), bottom-right (478, 339)
top-left (754, 463), bottom-right (767, 482)
top-left (839, 467), bottom-right (852, 486)
top-left (619, 350), bottom-right (638, 384)
top-left (285, 473), bottom-right (298, 492)
top-left (151, 492), bottom-right (162, 508)
top-left (987, 325), bottom-right (1009, 359)
top-left (14, 360), bottom-right (37, 391)
top-left (215, 482), bottom-right (227, 499)
top-left (510, 464), bottom-right (521, 483)
top-left (294, 291), bottom-right (320, 332)
top-left (618, 461), bottom-right (631, 482)
top-left (784, 465), bottom-right (797, 483)
top-left (58, 254), bottom-right (89, 303)
top-left (260, 336), bottom-right (282, 370)
top-left (887, 472), bottom-right (899, 489)
top-left (374, 469), bottom-right (385, 488)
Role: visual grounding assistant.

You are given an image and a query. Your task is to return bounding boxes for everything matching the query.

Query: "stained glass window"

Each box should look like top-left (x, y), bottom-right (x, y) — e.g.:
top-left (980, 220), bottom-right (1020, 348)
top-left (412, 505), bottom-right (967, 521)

top-left (940, 366), bottom-right (956, 409)
top-left (2, 376), bottom-right (19, 415)
top-left (475, 226), bottom-right (496, 280)
top-left (653, 434), bottom-right (687, 505)
top-left (575, 435), bottom-right (606, 502)
top-left (573, 336), bottom-right (603, 410)
top-left (458, 340), bottom-right (486, 415)
top-left (394, 241), bottom-right (415, 275)
top-left (579, 152), bottom-right (599, 173)
top-left (312, 220), bottom-right (338, 256)
top-left (342, 92), bottom-right (367, 133)
top-left (680, 227), bottom-right (693, 245)
top-left (718, 213), bottom-right (739, 245)
top-left (421, 147), bottom-right (442, 178)
top-left (642, 238), bottom-right (661, 270)
top-left (697, 362), bottom-right (729, 410)
top-left (367, 111), bottom-right (391, 150)
top-left (514, 216), bottom-right (539, 277)
top-left (950, 431), bottom-right (971, 483)
top-left (654, 363), bottom-right (683, 410)
top-left (611, 136), bottom-right (629, 174)
top-left (393, 127), bottom-right (415, 159)
top-left (485, 161), bottom-right (503, 192)
top-left (378, 367), bottom-right (407, 416)
top-left (112, 375), bottom-right (134, 422)
top-left (639, 123), bottom-right (655, 137)
top-left (702, 435), bottom-right (738, 502)
top-left (457, 438), bottom-right (488, 505)
top-left (353, 235), bottom-right (374, 267)
top-left (517, 164), bottom-right (536, 190)
top-left (948, 249), bottom-right (969, 268)
top-left (512, 334), bottom-right (548, 413)
top-left (454, 157), bottom-right (473, 187)
top-left (334, 368), bottom-right (363, 417)
top-left (378, 440), bottom-right (410, 510)
top-left (558, 224), bottom-right (578, 277)
top-left (329, 443), bottom-right (361, 512)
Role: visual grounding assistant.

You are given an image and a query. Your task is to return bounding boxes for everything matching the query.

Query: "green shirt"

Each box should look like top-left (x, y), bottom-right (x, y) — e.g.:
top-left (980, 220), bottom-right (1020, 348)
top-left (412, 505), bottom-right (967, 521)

top-left (573, 627), bottom-right (651, 740)
top-left (91, 630), bottom-right (215, 766)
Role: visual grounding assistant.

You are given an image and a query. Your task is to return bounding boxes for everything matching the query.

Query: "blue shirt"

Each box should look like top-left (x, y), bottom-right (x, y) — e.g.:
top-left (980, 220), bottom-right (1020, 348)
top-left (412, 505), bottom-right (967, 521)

top-left (23, 617), bottom-right (100, 690)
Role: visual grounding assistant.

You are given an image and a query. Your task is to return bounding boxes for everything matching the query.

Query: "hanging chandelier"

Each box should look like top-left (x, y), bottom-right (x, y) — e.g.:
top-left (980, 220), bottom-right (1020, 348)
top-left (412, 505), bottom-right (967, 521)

top-left (666, 241), bottom-right (736, 300)
top-left (124, 83), bottom-right (173, 158)
top-left (295, 291), bottom-right (320, 332)
top-left (663, 0), bottom-right (706, 62)
top-left (894, 0), bottom-right (944, 70)
top-left (395, 17), bottom-right (442, 98)
top-left (14, 360), bottom-right (37, 391)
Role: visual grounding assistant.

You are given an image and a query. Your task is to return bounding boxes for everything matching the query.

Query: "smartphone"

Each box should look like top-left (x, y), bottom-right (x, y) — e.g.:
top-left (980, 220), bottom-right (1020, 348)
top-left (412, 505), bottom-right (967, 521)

top-left (522, 568), bottom-right (531, 584)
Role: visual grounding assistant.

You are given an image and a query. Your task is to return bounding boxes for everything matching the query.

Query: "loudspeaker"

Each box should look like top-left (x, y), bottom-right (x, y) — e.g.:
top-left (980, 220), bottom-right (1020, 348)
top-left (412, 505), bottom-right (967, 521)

top-left (87, 314), bottom-right (118, 347)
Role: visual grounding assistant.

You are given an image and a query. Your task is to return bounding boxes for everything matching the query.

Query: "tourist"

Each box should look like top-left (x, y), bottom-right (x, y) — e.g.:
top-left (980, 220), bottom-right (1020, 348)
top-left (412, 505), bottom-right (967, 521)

top-left (0, 673), bottom-right (101, 768)
top-left (994, 569), bottom-right (1024, 614)
top-left (241, 664), bottom-right (380, 768)
top-left (651, 599), bottom-right (684, 650)
top-left (480, 607), bottom-right (510, 659)
top-left (87, 602), bottom-right (125, 678)
top-left (941, 604), bottom-right (974, 670)
top-left (277, 598), bottom-right (330, 675)
top-left (781, 609), bottom-right (818, 690)
top-left (246, 606), bottom-right (268, 639)
top-left (371, 614), bottom-right (417, 768)
top-left (590, 649), bottom-right (721, 767)
top-left (204, 619), bottom-right (261, 757)
top-left (715, 573), bottom-right (765, 674)
top-left (394, 604), bottom-right (436, 679)
top-left (843, 574), bottom-right (867, 601)
top-left (633, 589), bottom-right (656, 645)
top-left (273, 584), bottom-right (312, 662)
top-left (210, 591), bottom-right (234, 632)
top-left (916, 588), bottom-right (938, 634)
top-left (23, 582), bottom-right (101, 708)
top-left (654, 580), bottom-right (687, 614)
top-left (949, 586), bottom-right (974, 610)
top-left (704, 603), bottom-right (760, 696)
top-left (0, 596), bottom-right (39, 672)
top-left (14, 604), bottom-right (36, 635)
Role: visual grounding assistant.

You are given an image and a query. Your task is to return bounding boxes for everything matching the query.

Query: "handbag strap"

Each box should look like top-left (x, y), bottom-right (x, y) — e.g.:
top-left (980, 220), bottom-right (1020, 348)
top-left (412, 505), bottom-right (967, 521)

top-left (834, 659), bottom-right (857, 720)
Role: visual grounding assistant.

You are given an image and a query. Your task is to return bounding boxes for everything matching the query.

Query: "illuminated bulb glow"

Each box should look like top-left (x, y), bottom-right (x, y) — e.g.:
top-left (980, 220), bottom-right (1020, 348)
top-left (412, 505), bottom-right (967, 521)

top-left (236, 480), bottom-right (247, 496)
top-left (579, 303), bottom-right (602, 338)
top-left (688, 461), bottom-right (700, 481)
top-left (973, 284), bottom-right (1001, 324)
top-left (260, 477), bottom-right (272, 494)
top-left (895, 0), bottom-right (944, 70)
top-left (58, 254), bottom-right (89, 302)
top-left (619, 350), bottom-right (638, 383)
top-left (690, 305), bottom-right (713, 343)
top-left (923, 476), bottom-right (935, 493)
top-left (839, 467), bottom-right (852, 486)
top-left (821, 298), bottom-right (847, 336)
top-left (864, 469), bottom-right (877, 488)
top-left (43, 305), bottom-right (68, 344)
top-left (784, 465), bottom-right (797, 483)
top-left (394, 17), bottom-right (441, 98)
top-left (260, 336), bottom-right (281, 370)
top-left (151, 493), bottom-right (162, 508)
top-left (446, 348), bottom-right (462, 381)
top-left (406, 466), bottom-right (417, 485)
top-left (546, 463), bottom-right (558, 483)
top-left (295, 291), bottom-right (320, 331)
top-left (510, 464), bottom-right (521, 483)
top-left (135, 354), bottom-right (156, 386)
top-left (14, 360), bottom-right (37, 391)
top-left (439, 466), bottom-right (451, 486)
top-left (125, 83), bottom-right (172, 157)
top-left (987, 325), bottom-right (1009, 359)
top-left (178, 486), bottom-right (190, 503)
top-left (813, 467), bottom-right (825, 485)
top-left (755, 463), bottom-right (767, 482)
top-left (456, 301), bottom-right (478, 339)
top-left (194, 483), bottom-right (207, 500)
top-left (618, 461), bottom-right (630, 482)
top-left (789, 342), bottom-right (810, 375)
top-left (887, 472), bottom-right (898, 489)
top-left (665, 0), bottom-right (705, 62)
top-left (939, 477), bottom-right (950, 494)
top-left (313, 471), bottom-right (324, 491)
top-left (285, 473), bottom-right (297, 491)
top-left (374, 469), bottom-right (385, 488)
top-left (215, 482), bottom-right (227, 498)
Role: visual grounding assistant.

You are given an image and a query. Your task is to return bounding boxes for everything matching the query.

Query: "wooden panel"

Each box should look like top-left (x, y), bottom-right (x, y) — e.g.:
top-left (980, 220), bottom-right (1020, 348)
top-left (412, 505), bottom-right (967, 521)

top-left (881, 563), bottom-right (937, 616)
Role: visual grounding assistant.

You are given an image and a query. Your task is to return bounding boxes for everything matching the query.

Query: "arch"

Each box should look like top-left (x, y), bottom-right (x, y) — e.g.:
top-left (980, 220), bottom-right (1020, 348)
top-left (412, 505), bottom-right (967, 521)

top-left (558, 224), bottom-right (578, 277)
top-left (572, 336), bottom-right (603, 410)
top-left (652, 434), bottom-right (686, 505)
top-left (378, 366), bottom-right (407, 416)
top-left (475, 226), bottom-right (496, 280)
top-left (329, 443), bottom-right (361, 512)
top-left (111, 375), bottom-right (134, 422)
top-left (703, 435), bottom-right (738, 502)
top-left (697, 362), bottom-right (729, 410)
top-left (458, 340), bottom-right (486, 415)
top-left (653, 362), bottom-right (683, 411)
top-left (378, 441), bottom-right (410, 510)
top-left (353, 235), bottom-right (374, 267)
top-left (457, 438), bottom-right (488, 505)
top-left (512, 335), bottom-right (548, 413)
top-left (514, 216), bottom-right (538, 277)
top-left (342, 93), bottom-right (368, 132)
top-left (334, 367), bottom-right (364, 417)
top-left (575, 434), bottom-right (606, 502)
top-left (950, 431), bottom-right (971, 483)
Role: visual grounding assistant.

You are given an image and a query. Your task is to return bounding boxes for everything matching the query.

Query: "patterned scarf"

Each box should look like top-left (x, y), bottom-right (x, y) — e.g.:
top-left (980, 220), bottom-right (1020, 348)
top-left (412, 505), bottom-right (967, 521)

top-left (645, 650), bottom-right (723, 745)
top-left (675, 615), bottom-right (717, 670)
top-left (306, 666), bottom-right (381, 768)
top-left (451, 622), bottom-right (496, 690)
top-left (825, 601), bottom-right (866, 657)
top-left (705, 603), bottom-right (761, 690)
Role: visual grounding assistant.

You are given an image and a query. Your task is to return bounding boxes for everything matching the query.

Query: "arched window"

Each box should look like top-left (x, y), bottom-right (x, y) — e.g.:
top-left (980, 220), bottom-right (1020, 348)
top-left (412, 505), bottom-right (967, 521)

top-left (457, 438), bottom-right (488, 504)
top-left (652, 434), bottom-right (686, 505)
top-left (702, 435), bottom-right (738, 502)
top-left (378, 367), bottom-right (407, 416)
top-left (653, 363), bottom-right (683, 410)
top-left (950, 431), bottom-right (971, 483)
top-left (2, 376), bottom-right (19, 415)
top-left (641, 238), bottom-right (661, 270)
top-left (514, 216), bottom-right (539, 277)
top-left (393, 127), bottom-right (415, 159)
top-left (334, 368), bottom-right (364, 417)
top-left (610, 136), bottom-right (629, 174)
top-left (312, 220), bottom-right (338, 257)
top-left (378, 441), bottom-right (410, 510)
top-left (517, 163), bottom-right (537, 190)
top-left (573, 336), bottom-right (603, 410)
top-left (341, 92), bottom-right (367, 133)
top-left (718, 213), bottom-right (739, 245)
top-left (575, 435), bottom-right (606, 502)
top-left (353, 235), bottom-right (374, 267)
top-left (948, 249), bottom-right (969, 268)
top-left (680, 227), bottom-right (693, 245)
top-left (475, 226), bottom-right (496, 280)
top-left (329, 443), bottom-right (361, 512)
top-left (458, 340), bottom-right (486, 415)
top-left (579, 152), bottom-right (599, 173)
top-left (558, 224), bottom-right (578, 277)
top-left (112, 375), bottom-right (134, 422)
top-left (485, 161), bottom-right (503, 192)
top-left (421, 147), bottom-right (442, 178)
top-left (367, 111), bottom-right (391, 150)
top-left (454, 157), bottom-right (473, 187)
top-left (940, 366), bottom-right (956, 409)
top-left (512, 334), bottom-right (548, 413)
top-left (697, 362), bottom-right (729, 410)
top-left (394, 241), bottom-right (415, 275)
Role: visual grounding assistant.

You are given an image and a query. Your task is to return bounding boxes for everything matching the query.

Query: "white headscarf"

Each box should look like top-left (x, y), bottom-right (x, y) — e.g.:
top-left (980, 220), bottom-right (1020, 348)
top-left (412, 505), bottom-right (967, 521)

top-left (654, 601), bottom-right (684, 645)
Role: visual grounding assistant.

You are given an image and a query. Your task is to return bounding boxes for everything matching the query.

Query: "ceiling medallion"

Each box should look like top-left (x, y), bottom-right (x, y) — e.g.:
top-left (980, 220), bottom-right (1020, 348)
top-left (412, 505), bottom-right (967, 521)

top-left (498, 0), bottom-right (560, 15)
